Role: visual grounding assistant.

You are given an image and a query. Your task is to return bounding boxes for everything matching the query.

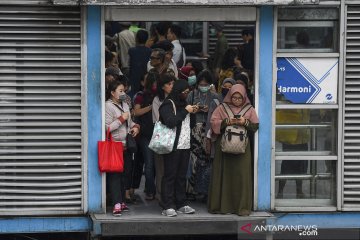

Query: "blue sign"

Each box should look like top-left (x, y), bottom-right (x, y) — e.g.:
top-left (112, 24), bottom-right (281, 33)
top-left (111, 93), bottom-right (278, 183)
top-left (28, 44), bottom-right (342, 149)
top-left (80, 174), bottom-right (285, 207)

top-left (277, 57), bottom-right (338, 104)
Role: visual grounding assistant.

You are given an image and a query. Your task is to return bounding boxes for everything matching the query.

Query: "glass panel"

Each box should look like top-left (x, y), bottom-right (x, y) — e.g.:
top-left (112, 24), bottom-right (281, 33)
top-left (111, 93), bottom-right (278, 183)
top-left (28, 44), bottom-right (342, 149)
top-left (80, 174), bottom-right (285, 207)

top-left (275, 160), bottom-right (336, 205)
top-left (277, 22), bottom-right (338, 52)
top-left (275, 109), bottom-right (337, 154)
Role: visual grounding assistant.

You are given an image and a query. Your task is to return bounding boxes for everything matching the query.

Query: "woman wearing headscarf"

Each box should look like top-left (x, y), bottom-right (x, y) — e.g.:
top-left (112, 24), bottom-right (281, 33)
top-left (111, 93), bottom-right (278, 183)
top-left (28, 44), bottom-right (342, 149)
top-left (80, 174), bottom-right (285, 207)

top-left (208, 84), bottom-right (259, 216)
top-left (204, 78), bottom-right (236, 157)
top-left (158, 80), bottom-right (199, 217)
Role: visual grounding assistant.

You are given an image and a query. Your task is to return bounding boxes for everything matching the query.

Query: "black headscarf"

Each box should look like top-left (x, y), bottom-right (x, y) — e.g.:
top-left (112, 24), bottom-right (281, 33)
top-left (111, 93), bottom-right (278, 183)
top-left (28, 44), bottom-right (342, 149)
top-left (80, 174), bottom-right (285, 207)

top-left (167, 79), bottom-right (189, 107)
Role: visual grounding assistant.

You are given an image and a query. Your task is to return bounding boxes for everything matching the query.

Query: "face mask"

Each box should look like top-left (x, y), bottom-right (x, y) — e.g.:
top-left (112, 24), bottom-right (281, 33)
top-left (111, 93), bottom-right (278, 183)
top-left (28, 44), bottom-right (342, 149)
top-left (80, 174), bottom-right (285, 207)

top-left (222, 88), bottom-right (229, 98)
top-left (179, 92), bottom-right (188, 100)
top-left (119, 93), bottom-right (127, 101)
top-left (199, 86), bottom-right (210, 93)
top-left (187, 75), bottom-right (197, 86)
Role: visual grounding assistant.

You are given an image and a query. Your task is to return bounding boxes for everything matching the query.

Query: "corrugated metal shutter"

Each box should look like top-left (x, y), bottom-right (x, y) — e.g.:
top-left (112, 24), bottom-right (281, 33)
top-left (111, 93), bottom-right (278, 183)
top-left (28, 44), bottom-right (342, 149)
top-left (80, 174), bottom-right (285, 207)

top-left (343, 5), bottom-right (360, 210)
top-left (208, 22), bottom-right (254, 55)
top-left (0, 4), bottom-right (83, 215)
top-left (1, 0), bottom-right (52, 5)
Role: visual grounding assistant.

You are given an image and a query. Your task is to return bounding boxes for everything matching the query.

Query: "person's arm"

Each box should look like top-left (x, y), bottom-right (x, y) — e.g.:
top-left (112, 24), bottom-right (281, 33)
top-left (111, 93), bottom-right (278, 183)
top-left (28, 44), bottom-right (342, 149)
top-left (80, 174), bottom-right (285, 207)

top-left (172, 44), bottom-right (181, 64)
top-left (105, 104), bottom-right (128, 132)
top-left (159, 100), bottom-right (188, 129)
top-left (152, 97), bottom-right (161, 123)
top-left (210, 105), bottom-right (227, 135)
top-left (133, 104), bottom-right (152, 117)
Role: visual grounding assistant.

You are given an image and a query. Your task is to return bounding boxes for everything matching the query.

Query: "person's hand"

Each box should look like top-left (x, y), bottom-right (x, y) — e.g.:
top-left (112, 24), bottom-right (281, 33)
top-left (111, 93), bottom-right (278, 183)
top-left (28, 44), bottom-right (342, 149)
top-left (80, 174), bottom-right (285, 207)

top-left (192, 105), bottom-right (199, 113)
top-left (122, 112), bottom-right (130, 121)
top-left (229, 118), bottom-right (237, 126)
top-left (130, 127), bottom-right (139, 137)
top-left (199, 105), bottom-right (209, 113)
top-left (238, 117), bottom-right (246, 126)
top-left (185, 105), bottom-right (194, 113)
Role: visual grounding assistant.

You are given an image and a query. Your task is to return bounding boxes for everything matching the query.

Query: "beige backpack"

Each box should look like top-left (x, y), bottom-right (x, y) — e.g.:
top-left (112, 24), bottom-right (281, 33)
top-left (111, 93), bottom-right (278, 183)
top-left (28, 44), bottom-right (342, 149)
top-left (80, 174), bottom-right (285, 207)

top-left (220, 103), bottom-right (252, 154)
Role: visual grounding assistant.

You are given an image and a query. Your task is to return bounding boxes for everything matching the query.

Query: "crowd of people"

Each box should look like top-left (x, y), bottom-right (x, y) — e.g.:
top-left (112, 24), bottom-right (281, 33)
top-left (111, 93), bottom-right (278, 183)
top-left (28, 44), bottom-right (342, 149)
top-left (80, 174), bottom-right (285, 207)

top-left (104, 21), bottom-right (258, 217)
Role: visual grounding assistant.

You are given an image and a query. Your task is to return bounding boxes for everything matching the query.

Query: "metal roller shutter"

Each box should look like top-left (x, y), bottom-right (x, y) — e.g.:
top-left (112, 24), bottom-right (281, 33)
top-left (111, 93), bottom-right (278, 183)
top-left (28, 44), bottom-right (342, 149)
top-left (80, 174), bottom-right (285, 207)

top-left (343, 5), bottom-right (360, 210)
top-left (208, 22), bottom-right (254, 55)
top-left (0, 4), bottom-right (83, 215)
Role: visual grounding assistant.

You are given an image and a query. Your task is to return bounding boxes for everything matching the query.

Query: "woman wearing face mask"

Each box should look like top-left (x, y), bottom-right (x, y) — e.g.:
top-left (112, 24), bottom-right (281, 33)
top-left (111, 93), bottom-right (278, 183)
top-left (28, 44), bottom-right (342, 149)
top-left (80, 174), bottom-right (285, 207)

top-left (204, 78), bottom-right (236, 158)
top-left (105, 79), bottom-right (140, 216)
top-left (133, 69), bottom-right (160, 201)
top-left (186, 70), bottom-right (220, 202)
top-left (152, 73), bottom-right (176, 202)
top-left (208, 84), bottom-right (259, 216)
top-left (158, 80), bottom-right (199, 217)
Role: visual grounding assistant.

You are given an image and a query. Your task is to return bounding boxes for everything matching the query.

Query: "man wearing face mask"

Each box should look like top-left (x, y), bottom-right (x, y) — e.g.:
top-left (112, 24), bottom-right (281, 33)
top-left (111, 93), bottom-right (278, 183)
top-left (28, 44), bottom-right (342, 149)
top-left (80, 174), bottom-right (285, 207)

top-left (186, 70), bottom-right (220, 202)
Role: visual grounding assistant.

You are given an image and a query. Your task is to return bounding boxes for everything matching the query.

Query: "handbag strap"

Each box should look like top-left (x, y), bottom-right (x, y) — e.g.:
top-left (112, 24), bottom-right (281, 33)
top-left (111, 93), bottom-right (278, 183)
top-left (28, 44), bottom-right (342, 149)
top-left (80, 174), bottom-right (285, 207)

top-left (168, 99), bottom-right (176, 115)
top-left (221, 102), bottom-right (252, 119)
top-left (112, 102), bottom-right (129, 129)
top-left (106, 127), bottom-right (114, 141)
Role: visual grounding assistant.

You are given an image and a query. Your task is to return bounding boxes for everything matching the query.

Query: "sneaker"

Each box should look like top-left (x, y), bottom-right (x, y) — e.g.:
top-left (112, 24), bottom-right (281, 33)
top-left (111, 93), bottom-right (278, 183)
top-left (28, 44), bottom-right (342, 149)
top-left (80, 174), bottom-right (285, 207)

top-left (121, 202), bottom-right (129, 212)
top-left (112, 203), bottom-right (122, 216)
top-left (177, 205), bottom-right (195, 214)
top-left (161, 208), bottom-right (177, 217)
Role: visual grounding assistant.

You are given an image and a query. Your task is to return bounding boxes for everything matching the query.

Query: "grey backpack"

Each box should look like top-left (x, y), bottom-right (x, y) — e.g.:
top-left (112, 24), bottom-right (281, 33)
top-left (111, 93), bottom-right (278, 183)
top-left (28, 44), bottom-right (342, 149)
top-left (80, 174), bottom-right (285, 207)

top-left (220, 103), bottom-right (252, 154)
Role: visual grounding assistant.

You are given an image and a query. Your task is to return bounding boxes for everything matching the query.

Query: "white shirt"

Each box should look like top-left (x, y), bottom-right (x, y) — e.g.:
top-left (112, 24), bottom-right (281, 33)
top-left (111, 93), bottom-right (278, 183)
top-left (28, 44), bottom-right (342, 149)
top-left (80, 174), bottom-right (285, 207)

top-left (171, 40), bottom-right (186, 67)
top-left (116, 30), bottom-right (135, 69)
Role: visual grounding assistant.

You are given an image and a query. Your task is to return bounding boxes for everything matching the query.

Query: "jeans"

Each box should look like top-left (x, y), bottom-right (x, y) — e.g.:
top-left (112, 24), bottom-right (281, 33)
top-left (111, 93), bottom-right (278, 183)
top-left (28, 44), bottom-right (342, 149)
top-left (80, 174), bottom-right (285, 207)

top-left (139, 136), bottom-right (156, 195)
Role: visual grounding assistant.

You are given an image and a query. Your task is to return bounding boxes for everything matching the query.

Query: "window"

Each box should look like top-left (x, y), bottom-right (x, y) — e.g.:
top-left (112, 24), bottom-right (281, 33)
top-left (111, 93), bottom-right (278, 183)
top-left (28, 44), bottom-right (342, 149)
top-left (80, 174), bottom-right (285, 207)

top-left (277, 8), bottom-right (339, 52)
top-left (274, 7), bottom-right (339, 210)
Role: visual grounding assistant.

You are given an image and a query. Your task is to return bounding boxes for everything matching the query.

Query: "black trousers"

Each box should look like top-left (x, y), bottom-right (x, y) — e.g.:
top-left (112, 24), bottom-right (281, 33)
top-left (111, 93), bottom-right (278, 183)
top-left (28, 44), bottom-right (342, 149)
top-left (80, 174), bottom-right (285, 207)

top-left (161, 149), bottom-right (190, 210)
top-left (107, 151), bottom-right (133, 206)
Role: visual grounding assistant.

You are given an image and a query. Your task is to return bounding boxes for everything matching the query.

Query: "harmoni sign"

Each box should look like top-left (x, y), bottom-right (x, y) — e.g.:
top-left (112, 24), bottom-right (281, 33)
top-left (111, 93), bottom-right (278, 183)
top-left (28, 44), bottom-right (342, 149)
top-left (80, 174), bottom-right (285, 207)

top-left (277, 57), bottom-right (338, 104)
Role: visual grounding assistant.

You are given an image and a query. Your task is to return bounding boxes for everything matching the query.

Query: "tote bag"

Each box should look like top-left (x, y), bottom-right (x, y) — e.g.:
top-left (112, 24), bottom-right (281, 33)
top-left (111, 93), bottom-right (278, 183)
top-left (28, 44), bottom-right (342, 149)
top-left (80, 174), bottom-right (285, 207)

top-left (148, 100), bottom-right (177, 154)
top-left (98, 128), bottom-right (124, 173)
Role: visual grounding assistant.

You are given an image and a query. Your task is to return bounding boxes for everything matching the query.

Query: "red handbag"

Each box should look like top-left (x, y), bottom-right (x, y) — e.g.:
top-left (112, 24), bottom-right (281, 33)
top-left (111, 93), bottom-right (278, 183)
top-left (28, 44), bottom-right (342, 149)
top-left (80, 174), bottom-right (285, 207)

top-left (98, 128), bottom-right (124, 173)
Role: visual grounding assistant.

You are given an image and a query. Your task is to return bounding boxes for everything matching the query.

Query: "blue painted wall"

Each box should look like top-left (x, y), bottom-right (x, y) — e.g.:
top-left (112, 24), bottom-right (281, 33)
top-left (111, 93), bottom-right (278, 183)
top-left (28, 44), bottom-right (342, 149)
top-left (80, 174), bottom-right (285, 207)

top-left (0, 217), bottom-right (90, 233)
top-left (257, 6), bottom-right (274, 210)
top-left (87, 5), bottom-right (103, 213)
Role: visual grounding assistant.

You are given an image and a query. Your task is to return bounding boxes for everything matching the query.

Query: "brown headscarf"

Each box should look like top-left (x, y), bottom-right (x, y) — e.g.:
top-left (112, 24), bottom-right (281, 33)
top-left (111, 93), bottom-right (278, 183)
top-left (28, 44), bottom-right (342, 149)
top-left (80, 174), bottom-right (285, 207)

top-left (211, 84), bottom-right (259, 135)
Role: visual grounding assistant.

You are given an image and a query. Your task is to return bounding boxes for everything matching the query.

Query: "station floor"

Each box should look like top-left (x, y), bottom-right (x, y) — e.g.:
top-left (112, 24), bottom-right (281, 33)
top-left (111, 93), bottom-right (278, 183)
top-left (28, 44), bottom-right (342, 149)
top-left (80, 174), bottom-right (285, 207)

top-left (91, 187), bottom-right (273, 238)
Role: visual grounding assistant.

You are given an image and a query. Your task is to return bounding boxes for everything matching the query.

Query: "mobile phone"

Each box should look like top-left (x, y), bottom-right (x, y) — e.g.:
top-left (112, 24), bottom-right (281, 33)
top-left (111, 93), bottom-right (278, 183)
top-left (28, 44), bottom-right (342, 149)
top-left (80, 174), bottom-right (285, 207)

top-left (234, 114), bottom-right (241, 119)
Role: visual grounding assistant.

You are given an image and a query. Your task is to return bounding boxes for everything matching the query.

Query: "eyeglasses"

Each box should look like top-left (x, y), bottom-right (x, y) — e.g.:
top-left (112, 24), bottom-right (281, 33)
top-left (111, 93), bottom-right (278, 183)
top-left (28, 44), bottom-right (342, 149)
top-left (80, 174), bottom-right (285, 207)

top-left (231, 96), bottom-right (243, 101)
top-left (150, 56), bottom-right (160, 60)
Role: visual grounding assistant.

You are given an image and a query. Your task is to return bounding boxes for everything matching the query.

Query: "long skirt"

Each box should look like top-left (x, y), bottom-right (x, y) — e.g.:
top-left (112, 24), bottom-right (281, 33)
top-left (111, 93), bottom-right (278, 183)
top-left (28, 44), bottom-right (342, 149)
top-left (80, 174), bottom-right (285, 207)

top-left (187, 123), bottom-right (212, 196)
